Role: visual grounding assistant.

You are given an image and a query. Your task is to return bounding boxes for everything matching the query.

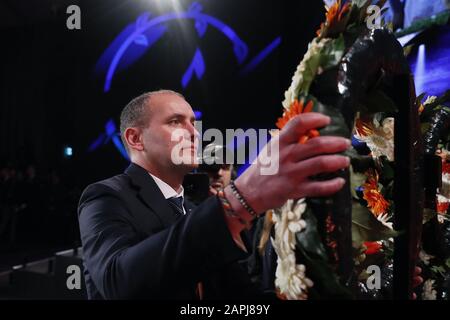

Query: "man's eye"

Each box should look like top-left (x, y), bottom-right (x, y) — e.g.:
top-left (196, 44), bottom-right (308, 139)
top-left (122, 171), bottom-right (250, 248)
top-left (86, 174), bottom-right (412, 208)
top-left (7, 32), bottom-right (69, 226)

top-left (169, 119), bottom-right (180, 125)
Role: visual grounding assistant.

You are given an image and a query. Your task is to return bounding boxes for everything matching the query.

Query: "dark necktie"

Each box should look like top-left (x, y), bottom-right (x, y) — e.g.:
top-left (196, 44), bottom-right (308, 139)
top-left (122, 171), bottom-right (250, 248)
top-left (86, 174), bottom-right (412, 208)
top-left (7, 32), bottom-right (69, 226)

top-left (167, 196), bottom-right (184, 215)
top-left (168, 195), bottom-right (201, 298)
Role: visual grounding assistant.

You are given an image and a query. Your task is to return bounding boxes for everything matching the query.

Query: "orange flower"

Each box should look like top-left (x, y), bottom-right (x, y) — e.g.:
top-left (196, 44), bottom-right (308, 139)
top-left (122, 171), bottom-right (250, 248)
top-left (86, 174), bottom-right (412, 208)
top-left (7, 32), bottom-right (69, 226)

top-left (418, 103), bottom-right (424, 115)
top-left (363, 169), bottom-right (389, 217)
top-left (275, 289), bottom-right (288, 300)
top-left (276, 99), bottom-right (319, 144)
top-left (364, 241), bottom-right (382, 255)
top-left (316, 0), bottom-right (351, 36)
top-left (326, 0), bottom-right (350, 25)
top-left (354, 118), bottom-right (373, 137)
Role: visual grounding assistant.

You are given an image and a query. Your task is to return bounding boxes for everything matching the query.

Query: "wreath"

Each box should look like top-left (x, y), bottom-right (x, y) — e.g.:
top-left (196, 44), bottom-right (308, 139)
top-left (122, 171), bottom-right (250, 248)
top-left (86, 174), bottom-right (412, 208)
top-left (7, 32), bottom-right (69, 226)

top-left (265, 0), bottom-right (449, 300)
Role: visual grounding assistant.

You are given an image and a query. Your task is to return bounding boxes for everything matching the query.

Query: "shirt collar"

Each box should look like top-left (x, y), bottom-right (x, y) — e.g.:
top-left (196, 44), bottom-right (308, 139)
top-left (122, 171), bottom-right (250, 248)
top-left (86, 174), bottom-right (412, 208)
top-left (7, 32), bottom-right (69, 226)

top-left (148, 173), bottom-right (184, 199)
top-left (148, 173), bottom-right (186, 214)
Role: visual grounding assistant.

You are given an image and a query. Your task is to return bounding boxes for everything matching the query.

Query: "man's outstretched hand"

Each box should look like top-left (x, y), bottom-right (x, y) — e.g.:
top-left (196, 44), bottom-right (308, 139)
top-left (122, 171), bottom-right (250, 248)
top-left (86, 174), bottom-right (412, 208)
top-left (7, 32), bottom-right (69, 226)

top-left (234, 112), bottom-right (351, 214)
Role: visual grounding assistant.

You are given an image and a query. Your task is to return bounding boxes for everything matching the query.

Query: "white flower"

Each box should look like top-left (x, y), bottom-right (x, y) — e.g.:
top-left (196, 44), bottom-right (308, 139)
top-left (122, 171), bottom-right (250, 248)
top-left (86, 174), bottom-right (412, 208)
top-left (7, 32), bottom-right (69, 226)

top-left (377, 213), bottom-right (393, 230)
top-left (422, 279), bottom-right (437, 300)
top-left (281, 38), bottom-right (332, 110)
top-left (381, 117), bottom-right (394, 140)
top-left (436, 194), bottom-right (450, 223)
top-left (272, 199), bottom-right (313, 299)
top-left (419, 250), bottom-right (434, 266)
top-left (355, 117), bottom-right (395, 161)
top-left (423, 96), bottom-right (437, 106)
top-left (439, 177), bottom-right (450, 201)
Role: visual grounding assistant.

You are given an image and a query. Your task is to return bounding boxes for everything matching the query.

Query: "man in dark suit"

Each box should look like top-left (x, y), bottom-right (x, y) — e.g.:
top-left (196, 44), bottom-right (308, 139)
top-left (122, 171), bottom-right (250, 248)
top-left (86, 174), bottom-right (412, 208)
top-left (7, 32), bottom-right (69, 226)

top-left (78, 89), bottom-right (351, 299)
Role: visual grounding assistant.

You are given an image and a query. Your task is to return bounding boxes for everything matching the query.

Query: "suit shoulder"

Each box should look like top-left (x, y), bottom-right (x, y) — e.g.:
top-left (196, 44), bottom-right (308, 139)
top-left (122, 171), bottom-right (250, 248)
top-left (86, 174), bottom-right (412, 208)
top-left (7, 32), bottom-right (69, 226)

top-left (79, 174), bottom-right (131, 206)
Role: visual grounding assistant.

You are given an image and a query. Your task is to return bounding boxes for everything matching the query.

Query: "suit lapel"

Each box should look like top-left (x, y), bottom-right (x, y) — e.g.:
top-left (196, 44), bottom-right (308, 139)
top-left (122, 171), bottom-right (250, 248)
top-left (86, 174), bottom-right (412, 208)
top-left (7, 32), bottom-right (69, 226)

top-left (125, 163), bottom-right (177, 227)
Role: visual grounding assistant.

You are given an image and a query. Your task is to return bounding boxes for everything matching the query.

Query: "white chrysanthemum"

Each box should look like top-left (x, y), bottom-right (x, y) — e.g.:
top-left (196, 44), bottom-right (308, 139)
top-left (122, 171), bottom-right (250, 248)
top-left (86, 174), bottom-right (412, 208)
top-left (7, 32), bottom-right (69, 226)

top-left (377, 213), bottom-right (393, 230)
top-left (355, 117), bottom-right (395, 161)
top-left (272, 199), bottom-right (314, 300)
top-left (281, 38), bottom-right (332, 110)
top-left (436, 194), bottom-right (450, 224)
top-left (418, 250), bottom-right (434, 266)
top-left (439, 176), bottom-right (450, 201)
top-left (423, 96), bottom-right (437, 106)
top-left (422, 279), bottom-right (437, 300)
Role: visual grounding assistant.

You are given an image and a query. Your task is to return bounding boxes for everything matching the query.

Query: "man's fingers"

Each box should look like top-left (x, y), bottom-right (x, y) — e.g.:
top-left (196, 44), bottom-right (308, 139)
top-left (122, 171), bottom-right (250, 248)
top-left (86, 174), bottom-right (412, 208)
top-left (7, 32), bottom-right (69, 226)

top-left (413, 266), bottom-right (423, 288)
top-left (209, 186), bottom-right (218, 196)
top-left (280, 113), bottom-right (331, 144)
top-left (413, 276), bottom-right (423, 288)
top-left (297, 177), bottom-right (346, 198)
top-left (295, 155), bottom-right (350, 178)
top-left (292, 136), bottom-right (351, 162)
top-left (415, 266), bottom-right (422, 275)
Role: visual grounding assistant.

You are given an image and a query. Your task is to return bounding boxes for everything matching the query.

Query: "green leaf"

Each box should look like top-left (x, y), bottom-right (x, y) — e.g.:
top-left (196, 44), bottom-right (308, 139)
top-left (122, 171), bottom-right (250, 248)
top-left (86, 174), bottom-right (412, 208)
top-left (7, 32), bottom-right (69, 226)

top-left (295, 208), bottom-right (354, 299)
top-left (296, 245), bottom-right (354, 299)
top-left (295, 208), bottom-right (329, 261)
top-left (352, 0), bottom-right (369, 8)
top-left (380, 158), bottom-right (395, 182)
top-left (415, 93), bottom-right (426, 106)
top-left (298, 45), bottom-right (322, 95)
top-left (350, 167), bottom-right (367, 199)
top-left (403, 45), bottom-right (413, 57)
top-left (352, 203), bottom-right (399, 246)
top-left (299, 36), bottom-right (345, 95)
top-left (421, 123), bottom-right (431, 135)
top-left (423, 208), bottom-right (437, 224)
top-left (445, 258), bottom-right (450, 269)
top-left (320, 35), bottom-right (345, 71)
top-left (311, 99), bottom-right (352, 136)
top-left (430, 265), bottom-right (446, 277)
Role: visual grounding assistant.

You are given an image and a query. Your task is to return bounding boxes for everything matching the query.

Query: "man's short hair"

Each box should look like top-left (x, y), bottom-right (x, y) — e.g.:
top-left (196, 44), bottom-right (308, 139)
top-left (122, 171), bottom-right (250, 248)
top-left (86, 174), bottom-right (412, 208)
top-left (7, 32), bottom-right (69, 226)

top-left (119, 89), bottom-right (184, 153)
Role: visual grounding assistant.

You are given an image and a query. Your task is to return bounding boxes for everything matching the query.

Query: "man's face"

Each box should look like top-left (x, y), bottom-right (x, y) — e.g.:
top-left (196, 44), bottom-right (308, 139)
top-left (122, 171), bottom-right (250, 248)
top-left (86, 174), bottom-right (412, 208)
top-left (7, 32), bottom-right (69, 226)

top-left (141, 93), bottom-right (199, 172)
top-left (207, 164), bottom-right (232, 191)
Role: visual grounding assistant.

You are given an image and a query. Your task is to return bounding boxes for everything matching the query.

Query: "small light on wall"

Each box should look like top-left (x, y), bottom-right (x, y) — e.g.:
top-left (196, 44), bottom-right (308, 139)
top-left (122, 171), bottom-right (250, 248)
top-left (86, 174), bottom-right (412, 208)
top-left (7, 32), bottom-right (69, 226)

top-left (63, 146), bottom-right (73, 158)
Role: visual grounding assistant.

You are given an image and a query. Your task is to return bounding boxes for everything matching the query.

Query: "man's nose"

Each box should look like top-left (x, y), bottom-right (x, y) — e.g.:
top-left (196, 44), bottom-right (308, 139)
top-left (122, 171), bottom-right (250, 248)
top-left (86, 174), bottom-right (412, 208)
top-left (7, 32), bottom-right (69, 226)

top-left (186, 122), bottom-right (200, 139)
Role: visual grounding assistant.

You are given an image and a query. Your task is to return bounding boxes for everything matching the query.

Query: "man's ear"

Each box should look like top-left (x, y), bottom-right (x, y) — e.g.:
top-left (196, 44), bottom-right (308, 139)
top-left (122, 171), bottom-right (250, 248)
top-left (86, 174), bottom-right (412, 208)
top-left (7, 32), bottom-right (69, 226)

top-left (124, 127), bottom-right (144, 152)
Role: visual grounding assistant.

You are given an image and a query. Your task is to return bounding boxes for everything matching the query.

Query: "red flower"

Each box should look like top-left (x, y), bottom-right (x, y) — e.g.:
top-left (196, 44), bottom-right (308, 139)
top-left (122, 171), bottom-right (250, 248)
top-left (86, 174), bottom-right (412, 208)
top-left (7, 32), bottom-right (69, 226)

top-left (442, 161), bottom-right (450, 175)
top-left (364, 241), bottom-right (382, 255)
top-left (437, 200), bottom-right (450, 214)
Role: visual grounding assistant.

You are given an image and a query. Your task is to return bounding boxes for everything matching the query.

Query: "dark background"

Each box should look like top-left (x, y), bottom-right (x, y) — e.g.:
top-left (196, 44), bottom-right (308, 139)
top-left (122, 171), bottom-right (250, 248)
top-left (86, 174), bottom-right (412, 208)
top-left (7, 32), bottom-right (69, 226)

top-left (0, 0), bottom-right (449, 299)
top-left (0, 0), bottom-right (325, 187)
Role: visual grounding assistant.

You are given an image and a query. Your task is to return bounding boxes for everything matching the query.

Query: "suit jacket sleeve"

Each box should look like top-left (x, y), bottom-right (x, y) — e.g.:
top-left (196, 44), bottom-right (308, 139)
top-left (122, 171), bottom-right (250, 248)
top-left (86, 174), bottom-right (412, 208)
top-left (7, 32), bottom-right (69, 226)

top-left (78, 183), bottom-right (247, 299)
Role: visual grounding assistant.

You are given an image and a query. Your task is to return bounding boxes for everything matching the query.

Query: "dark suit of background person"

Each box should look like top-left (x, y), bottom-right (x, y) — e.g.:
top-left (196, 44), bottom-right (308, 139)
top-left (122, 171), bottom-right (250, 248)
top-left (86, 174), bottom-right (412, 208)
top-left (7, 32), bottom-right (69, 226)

top-left (78, 163), bottom-right (263, 299)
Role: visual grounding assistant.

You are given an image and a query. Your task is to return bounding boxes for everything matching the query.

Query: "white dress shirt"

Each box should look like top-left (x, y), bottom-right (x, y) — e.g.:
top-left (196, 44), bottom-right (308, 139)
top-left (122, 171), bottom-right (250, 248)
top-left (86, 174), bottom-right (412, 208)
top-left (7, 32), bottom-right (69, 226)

top-left (148, 173), bottom-right (186, 214)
